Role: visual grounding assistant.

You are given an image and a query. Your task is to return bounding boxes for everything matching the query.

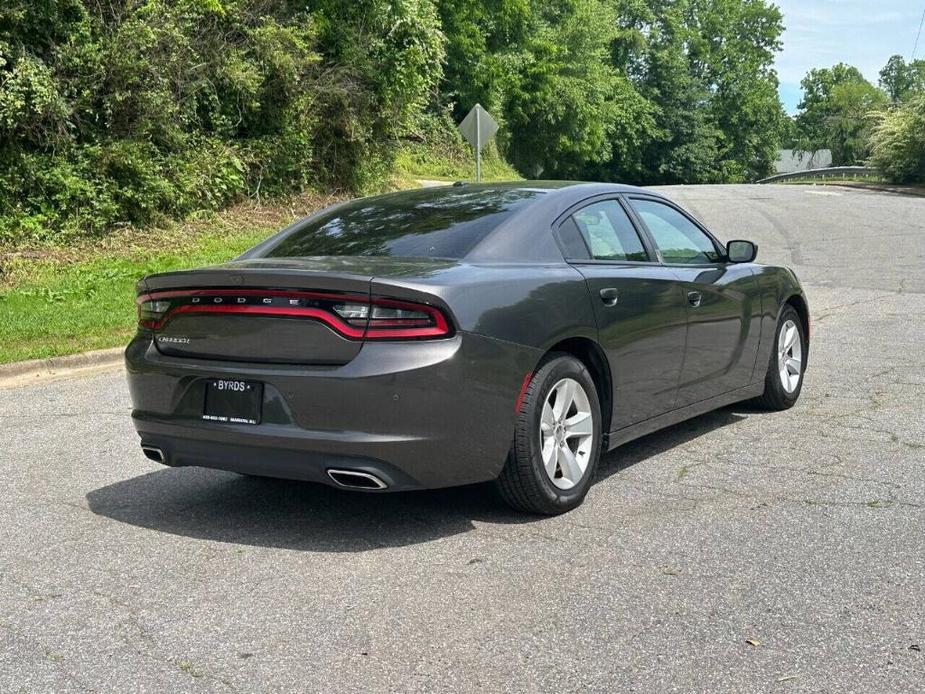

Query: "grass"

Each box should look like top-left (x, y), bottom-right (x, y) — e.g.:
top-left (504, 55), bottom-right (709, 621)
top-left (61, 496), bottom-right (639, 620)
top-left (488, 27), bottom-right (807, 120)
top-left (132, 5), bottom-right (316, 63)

top-left (774, 177), bottom-right (925, 196)
top-left (776, 175), bottom-right (889, 184)
top-left (394, 139), bottom-right (521, 183)
top-left (0, 191), bottom-right (343, 364)
top-left (774, 174), bottom-right (924, 187)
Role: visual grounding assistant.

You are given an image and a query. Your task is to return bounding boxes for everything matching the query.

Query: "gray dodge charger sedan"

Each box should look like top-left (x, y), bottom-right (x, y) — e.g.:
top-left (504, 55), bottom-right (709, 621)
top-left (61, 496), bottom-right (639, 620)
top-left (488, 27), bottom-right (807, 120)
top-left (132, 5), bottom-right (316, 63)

top-left (126, 182), bottom-right (809, 514)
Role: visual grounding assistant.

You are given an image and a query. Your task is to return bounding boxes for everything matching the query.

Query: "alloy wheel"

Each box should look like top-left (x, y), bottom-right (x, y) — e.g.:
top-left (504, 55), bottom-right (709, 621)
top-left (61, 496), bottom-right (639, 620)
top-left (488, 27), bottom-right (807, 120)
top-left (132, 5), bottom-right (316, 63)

top-left (539, 378), bottom-right (595, 490)
top-left (778, 319), bottom-right (803, 393)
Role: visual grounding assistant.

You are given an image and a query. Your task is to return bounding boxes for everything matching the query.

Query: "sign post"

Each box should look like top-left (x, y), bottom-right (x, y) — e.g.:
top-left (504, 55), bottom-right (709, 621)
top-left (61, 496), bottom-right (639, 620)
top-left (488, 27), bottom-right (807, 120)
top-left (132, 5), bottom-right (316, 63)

top-left (457, 104), bottom-right (498, 182)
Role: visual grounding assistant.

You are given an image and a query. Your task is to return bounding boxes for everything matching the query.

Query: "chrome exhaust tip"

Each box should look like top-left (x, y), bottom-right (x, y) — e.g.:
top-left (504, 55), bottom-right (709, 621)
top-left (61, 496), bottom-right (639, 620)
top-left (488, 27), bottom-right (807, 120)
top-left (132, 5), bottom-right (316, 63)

top-left (327, 469), bottom-right (388, 490)
top-left (141, 445), bottom-right (165, 464)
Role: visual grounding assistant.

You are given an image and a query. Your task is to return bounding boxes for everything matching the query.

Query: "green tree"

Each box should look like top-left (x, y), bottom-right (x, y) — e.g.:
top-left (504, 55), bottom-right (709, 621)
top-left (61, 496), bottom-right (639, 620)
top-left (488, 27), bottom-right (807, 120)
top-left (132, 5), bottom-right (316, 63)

top-left (779, 114), bottom-right (799, 149)
top-left (436, 0), bottom-right (532, 118)
top-left (879, 54), bottom-right (925, 103)
top-left (0, 0), bottom-right (798, 240)
top-left (795, 64), bottom-right (888, 164)
top-left (869, 93), bottom-right (925, 183)
top-left (311, 0), bottom-right (446, 188)
top-left (502, 0), bottom-right (656, 177)
top-left (688, 0), bottom-right (788, 180)
top-left (602, 0), bottom-right (786, 183)
top-left (826, 80), bottom-right (889, 164)
top-left (437, 0), bottom-right (658, 179)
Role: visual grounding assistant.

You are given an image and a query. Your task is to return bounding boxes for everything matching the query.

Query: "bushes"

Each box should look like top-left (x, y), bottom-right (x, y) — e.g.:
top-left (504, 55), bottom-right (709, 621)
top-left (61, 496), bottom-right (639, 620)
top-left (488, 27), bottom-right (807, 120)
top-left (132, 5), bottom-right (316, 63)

top-left (0, 137), bottom-right (252, 241)
top-left (0, 0), bottom-right (822, 243)
top-left (394, 109), bottom-right (520, 181)
top-left (0, 0), bottom-right (445, 243)
top-left (792, 57), bottom-right (925, 180)
top-left (306, 0), bottom-right (445, 191)
top-left (869, 95), bottom-right (925, 184)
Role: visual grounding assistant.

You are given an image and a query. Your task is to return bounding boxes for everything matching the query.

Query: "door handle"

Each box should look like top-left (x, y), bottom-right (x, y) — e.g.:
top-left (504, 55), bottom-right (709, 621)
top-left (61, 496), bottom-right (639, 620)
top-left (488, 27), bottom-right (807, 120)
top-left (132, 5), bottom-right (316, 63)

top-left (687, 291), bottom-right (702, 307)
top-left (599, 287), bottom-right (619, 306)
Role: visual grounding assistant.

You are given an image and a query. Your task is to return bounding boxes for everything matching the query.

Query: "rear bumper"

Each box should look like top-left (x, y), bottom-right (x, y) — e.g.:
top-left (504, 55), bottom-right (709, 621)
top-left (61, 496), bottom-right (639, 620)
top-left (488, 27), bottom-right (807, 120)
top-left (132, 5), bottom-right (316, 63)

top-left (135, 434), bottom-right (425, 491)
top-left (125, 331), bottom-right (540, 490)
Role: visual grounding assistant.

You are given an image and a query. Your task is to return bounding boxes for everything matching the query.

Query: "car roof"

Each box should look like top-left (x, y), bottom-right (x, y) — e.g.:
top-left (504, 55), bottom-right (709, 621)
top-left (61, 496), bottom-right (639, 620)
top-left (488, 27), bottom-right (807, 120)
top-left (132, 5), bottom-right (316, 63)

top-left (245, 181), bottom-right (668, 264)
top-left (398, 180), bottom-right (667, 213)
top-left (409, 180), bottom-right (662, 197)
top-left (360, 181), bottom-right (667, 262)
top-left (446, 181), bottom-right (667, 262)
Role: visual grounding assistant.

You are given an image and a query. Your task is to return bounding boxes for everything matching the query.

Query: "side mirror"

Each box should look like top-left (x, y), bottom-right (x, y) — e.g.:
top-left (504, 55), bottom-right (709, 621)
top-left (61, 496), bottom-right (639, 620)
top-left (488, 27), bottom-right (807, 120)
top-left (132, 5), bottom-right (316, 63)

top-left (726, 240), bottom-right (757, 263)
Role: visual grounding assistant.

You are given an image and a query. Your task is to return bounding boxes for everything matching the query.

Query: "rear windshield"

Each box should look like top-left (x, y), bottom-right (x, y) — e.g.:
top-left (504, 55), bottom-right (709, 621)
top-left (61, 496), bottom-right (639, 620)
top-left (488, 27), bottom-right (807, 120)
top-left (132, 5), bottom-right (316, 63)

top-left (262, 187), bottom-right (540, 259)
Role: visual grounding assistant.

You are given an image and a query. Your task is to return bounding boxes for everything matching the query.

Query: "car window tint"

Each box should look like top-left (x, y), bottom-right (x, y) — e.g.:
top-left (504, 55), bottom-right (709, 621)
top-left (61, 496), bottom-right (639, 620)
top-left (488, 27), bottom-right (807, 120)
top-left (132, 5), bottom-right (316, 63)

top-left (556, 217), bottom-right (591, 259)
top-left (263, 188), bottom-right (541, 259)
top-left (629, 199), bottom-right (720, 264)
top-left (571, 201), bottom-right (648, 262)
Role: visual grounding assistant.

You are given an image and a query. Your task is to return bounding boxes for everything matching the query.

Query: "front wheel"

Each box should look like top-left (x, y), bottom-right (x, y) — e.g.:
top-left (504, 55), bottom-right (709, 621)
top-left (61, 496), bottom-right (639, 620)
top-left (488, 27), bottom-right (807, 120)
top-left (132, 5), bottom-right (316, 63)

top-left (495, 353), bottom-right (602, 515)
top-left (753, 305), bottom-right (806, 410)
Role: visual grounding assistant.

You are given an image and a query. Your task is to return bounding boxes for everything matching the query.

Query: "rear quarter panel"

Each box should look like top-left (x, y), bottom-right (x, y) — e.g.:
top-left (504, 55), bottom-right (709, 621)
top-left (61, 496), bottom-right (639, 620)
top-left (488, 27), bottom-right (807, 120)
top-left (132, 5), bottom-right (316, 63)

top-left (370, 263), bottom-right (598, 351)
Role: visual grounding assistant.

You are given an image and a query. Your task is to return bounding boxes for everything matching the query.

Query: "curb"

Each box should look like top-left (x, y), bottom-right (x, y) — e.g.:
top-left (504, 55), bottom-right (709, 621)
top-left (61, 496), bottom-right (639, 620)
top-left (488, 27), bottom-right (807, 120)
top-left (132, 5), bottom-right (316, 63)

top-left (819, 182), bottom-right (925, 197)
top-left (415, 179), bottom-right (452, 188)
top-left (0, 347), bottom-right (124, 385)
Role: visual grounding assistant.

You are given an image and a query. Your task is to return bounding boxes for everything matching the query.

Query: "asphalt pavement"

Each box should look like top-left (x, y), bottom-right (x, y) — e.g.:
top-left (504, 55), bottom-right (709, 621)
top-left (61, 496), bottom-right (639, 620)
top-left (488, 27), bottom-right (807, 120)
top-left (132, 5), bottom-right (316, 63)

top-left (1, 184), bottom-right (923, 692)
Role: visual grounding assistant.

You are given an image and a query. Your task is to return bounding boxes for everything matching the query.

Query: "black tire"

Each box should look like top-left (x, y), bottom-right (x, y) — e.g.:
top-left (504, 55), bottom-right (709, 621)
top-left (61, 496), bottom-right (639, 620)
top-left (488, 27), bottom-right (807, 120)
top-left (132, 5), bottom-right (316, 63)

top-left (752, 305), bottom-right (806, 411)
top-left (495, 353), bottom-right (603, 515)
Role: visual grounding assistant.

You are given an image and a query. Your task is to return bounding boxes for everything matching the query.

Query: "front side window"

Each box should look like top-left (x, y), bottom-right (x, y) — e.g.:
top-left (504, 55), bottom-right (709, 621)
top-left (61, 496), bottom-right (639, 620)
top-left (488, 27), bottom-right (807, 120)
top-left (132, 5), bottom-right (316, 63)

top-left (629, 199), bottom-right (720, 264)
top-left (570, 200), bottom-right (649, 262)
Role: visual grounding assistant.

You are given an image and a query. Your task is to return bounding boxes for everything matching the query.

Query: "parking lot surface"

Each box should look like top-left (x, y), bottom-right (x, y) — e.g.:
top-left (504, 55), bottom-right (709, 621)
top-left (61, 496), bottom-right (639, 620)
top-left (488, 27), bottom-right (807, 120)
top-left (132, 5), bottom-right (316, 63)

top-left (1, 184), bottom-right (923, 692)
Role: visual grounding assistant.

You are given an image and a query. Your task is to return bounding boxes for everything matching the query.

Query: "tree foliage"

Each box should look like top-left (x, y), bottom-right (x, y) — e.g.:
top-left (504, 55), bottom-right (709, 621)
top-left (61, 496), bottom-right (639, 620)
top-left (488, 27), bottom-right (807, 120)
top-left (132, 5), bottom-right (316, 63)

top-left (868, 93), bottom-right (925, 183)
top-left (794, 63), bottom-right (888, 165)
top-left (879, 55), bottom-right (925, 104)
top-left (623, 0), bottom-right (787, 183)
top-left (0, 0), bottom-right (444, 241)
top-left (2, 0), bottom-right (791, 241)
top-left (501, 0), bottom-right (657, 178)
top-left (439, 0), bottom-right (786, 184)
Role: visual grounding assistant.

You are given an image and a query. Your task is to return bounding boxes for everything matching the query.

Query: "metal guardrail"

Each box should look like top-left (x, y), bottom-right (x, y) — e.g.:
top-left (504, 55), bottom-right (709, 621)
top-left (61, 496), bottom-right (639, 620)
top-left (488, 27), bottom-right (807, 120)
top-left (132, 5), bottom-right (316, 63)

top-left (758, 166), bottom-right (876, 184)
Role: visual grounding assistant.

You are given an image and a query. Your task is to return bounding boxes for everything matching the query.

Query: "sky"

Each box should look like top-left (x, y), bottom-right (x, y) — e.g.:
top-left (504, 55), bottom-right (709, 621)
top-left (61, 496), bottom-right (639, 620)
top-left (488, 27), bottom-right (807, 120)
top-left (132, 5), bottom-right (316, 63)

top-left (774, 0), bottom-right (925, 112)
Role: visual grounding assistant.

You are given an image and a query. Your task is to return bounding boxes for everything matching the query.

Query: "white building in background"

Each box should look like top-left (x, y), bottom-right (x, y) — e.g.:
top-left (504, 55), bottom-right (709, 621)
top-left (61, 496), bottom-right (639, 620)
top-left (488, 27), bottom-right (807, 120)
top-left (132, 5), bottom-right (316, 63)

top-left (774, 149), bottom-right (832, 174)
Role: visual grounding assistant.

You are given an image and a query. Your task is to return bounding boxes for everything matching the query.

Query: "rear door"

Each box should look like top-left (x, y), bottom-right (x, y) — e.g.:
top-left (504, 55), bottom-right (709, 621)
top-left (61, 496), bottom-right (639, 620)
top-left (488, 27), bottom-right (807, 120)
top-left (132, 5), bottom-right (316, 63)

top-left (627, 196), bottom-right (761, 406)
top-left (557, 197), bottom-right (688, 430)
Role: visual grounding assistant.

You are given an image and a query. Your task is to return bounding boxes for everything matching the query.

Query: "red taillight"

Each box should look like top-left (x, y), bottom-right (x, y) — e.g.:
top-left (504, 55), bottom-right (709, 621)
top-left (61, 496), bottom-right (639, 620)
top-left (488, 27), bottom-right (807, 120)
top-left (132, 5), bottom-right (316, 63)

top-left (137, 298), bottom-right (171, 330)
top-left (136, 289), bottom-right (452, 341)
top-left (364, 298), bottom-right (450, 339)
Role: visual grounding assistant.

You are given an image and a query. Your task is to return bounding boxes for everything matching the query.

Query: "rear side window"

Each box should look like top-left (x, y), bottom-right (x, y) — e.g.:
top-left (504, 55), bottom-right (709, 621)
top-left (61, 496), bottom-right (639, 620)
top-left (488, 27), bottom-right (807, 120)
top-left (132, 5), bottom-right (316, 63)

top-left (629, 198), bottom-right (720, 264)
top-left (571, 200), bottom-right (649, 262)
top-left (556, 218), bottom-right (591, 259)
top-left (262, 187), bottom-right (541, 259)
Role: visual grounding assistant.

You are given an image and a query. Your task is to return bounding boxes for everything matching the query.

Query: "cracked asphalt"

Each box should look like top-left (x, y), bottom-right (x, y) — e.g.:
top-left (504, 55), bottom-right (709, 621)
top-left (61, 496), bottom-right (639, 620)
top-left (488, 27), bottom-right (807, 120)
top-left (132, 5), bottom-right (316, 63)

top-left (1, 184), bottom-right (923, 692)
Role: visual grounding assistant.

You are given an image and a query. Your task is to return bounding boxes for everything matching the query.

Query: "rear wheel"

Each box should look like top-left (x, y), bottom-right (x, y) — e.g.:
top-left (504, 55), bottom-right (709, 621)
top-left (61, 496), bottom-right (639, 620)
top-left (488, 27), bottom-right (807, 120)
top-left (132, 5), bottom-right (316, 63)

top-left (753, 305), bottom-right (806, 410)
top-left (496, 353), bottom-right (602, 515)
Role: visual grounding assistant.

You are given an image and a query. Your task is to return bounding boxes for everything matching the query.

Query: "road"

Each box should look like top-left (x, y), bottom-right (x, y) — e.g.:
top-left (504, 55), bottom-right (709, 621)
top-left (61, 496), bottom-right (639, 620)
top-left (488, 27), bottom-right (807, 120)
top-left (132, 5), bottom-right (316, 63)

top-left (1, 184), bottom-right (923, 692)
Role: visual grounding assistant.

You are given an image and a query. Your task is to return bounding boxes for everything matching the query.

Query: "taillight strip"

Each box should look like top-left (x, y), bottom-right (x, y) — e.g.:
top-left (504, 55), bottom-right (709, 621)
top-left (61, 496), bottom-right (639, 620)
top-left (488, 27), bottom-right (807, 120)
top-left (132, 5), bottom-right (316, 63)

top-left (138, 289), bottom-right (451, 340)
top-left (137, 288), bottom-right (369, 304)
top-left (142, 304), bottom-right (367, 337)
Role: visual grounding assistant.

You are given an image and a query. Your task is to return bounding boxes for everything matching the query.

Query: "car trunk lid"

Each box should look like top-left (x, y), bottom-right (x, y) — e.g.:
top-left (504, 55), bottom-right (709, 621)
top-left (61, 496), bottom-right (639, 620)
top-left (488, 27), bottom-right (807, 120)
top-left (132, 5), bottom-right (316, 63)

top-left (139, 257), bottom-right (458, 365)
